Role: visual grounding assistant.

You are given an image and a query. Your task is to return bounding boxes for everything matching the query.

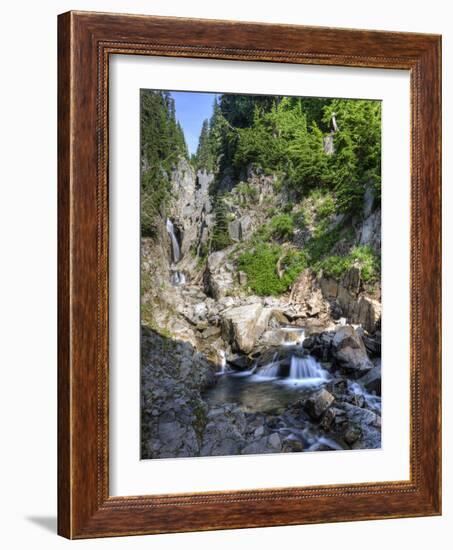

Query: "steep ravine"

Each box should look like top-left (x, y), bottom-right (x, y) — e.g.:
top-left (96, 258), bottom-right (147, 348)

top-left (141, 162), bottom-right (382, 459)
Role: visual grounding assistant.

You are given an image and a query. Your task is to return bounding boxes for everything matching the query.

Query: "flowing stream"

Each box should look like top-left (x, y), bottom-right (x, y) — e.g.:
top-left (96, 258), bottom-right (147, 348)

top-left (207, 327), bottom-right (330, 405)
top-left (203, 339), bottom-right (345, 452)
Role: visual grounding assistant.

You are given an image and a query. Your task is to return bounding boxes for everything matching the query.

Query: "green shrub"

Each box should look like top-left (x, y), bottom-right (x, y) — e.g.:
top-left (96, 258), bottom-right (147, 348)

top-left (317, 245), bottom-right (379, 283)
top-left (268, 213), bottom-right (294, 239)
top-left (317, 255), bottom-right (350, 280)
top-left (237, 244), bottom-right (306, 296)
top-left (305, 227), bottom-right (343, 263)
top-left (292, 210), bottom-right (306, 230)
top-left (316, 194), bottom-right (336, 219)
top-left (349, 245), bottom-right (379, 282)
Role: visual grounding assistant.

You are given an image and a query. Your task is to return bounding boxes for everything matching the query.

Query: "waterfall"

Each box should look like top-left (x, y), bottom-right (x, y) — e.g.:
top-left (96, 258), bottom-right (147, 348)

top-left (166, 219), bottom-right (186, 286)
top-left (256, 360), bottom-right (281, 379)
top-left (166, 218), bottom-right (181, 263)
top-left (288, 355), bottom-right (328, 385)
top-left (255, 352), bottom-right (280, 379)
top-left (219, 350), bottom-right (227, 374)
top-left (255, 353), bottom-right (328, 386)
top-left (170, 271), bottom-right (186, 286)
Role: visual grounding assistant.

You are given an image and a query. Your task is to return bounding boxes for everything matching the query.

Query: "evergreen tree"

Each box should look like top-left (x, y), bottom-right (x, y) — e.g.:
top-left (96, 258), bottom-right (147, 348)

top-left (211, 196), bottom-right (231, 251)
top-left (195, 119), bottom-right (213, 171)
top-left (140, 90), bottom-right (189, 237)
top-left (323, 99), bottom-right (381, 213)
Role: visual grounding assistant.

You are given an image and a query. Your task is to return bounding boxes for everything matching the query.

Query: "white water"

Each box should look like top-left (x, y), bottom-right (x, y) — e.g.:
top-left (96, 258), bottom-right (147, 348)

top-left (170, 271), bottom-right (186, 286)
top-left (254, 352), bottom-right (328, 387)
top-left (348, 381), bottom-right (381, 412)
top-left (255, 359), bottom-right (281, 380)
top-left (306, 435), bottom-right (344, 452)
top-left (218, 350), bottom-right (227, 375)
top-left (288, 355), bottom-right (328, 385)
top-left (166, 218), bottom-right (181, 263)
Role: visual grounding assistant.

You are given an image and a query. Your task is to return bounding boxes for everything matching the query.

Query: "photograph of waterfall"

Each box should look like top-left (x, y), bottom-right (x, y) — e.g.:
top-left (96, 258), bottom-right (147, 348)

top-left (140, 89), bottom-right (382, 459)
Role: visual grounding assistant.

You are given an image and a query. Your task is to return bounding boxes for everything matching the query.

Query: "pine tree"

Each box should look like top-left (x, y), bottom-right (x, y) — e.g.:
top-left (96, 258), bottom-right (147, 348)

top-left (211, 196), bottom-right (231, 251)
top-left (195, 119), bottom-right (212, 171)
top-left (140, 90), bottom-right (189, 237)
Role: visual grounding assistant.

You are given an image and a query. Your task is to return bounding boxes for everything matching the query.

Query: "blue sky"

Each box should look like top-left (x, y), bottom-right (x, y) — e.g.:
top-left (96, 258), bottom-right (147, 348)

top-left (171, 91), bottom-right (217, 155)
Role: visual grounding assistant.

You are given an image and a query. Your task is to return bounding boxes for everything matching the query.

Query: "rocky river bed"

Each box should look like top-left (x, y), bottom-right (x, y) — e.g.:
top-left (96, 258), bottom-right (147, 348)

top-left (141, 276), bottom-right (382, 459)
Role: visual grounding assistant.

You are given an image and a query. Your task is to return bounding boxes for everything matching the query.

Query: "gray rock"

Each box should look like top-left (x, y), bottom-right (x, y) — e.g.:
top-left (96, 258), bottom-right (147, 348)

top-left (342, 403), bottom-right (380, 427)
top-left (228, 215), bottom-right (253, 241)
top-left (268, 432), bottom-right (282, 450)
top-left (221, 303), bottom-right (272, 353)
top-left (238, 270), bottom-right (248, 286)
top-left (344, 424), bottom-right (362, 444)
top-left (332, 325), bottom-right (373, 373)
top-left (254, 425), bottom-right (265, 438)
top-left (241, 438), bottom-right (271, 455)
top-left (281, 438), bottom-right (304, 452)
top-left (203, 250), bottom-right (235, 300)
top-left (357, 364), bottom-right (381, 396)
top-left (158, 420), bottom-right (186, 447)
top-left (305, 389), bottom-right (335, 419)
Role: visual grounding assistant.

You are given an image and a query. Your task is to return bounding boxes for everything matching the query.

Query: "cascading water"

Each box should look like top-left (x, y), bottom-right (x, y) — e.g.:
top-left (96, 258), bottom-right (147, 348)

top-left (255, 350), bottom-right (328, 386)
top-left (255, 353), bottom-right (280, 379)
top-left (170, 271), bottom-right (186, 286)
top-left (166, 218), bottom-right (181, 263)
top-left (348, 381), bottom-right (381, 412)
top-left (166, 218), bottom-right (186, 286)
top-left (217, 350), bottom-right (228, 375)
top-left (288, 355), bottom-right (328, 385)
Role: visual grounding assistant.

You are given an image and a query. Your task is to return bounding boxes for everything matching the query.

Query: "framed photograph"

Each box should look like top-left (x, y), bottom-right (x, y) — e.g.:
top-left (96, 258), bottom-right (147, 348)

top-left (58, 11), bottom-right (441, 538)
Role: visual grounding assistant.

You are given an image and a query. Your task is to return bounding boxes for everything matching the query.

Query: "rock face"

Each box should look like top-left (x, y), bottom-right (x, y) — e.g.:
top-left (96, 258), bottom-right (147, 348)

top-left (203, 250), bottom-right (234, 300)
top-left (168, 161), bottom-right (215, 260)
top-left (332, 325), bottom-right (373, 373)
top-left (228, 215), bottom-right (253, 241)
top-left (290, 269), bottom-right (331, 320)
top-left (319, 266), bottom-right (381, 333)
top-left (141, 327), bottom-right (216, 459)
top-left (221, 303), bottom-right (272, 353)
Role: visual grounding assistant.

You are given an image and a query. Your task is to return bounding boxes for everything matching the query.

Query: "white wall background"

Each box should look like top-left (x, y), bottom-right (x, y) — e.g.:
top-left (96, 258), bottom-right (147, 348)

top-left (0, 1), bottom-right (449, 548)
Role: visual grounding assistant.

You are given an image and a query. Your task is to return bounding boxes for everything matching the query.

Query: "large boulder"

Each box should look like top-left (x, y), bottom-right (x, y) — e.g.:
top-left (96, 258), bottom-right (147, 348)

top-left (305, 389), bottom-right (335, 419)
top-left (221, 303), bottom-right (272, 353)
top-left (332, 325), bottom-right (373, 373)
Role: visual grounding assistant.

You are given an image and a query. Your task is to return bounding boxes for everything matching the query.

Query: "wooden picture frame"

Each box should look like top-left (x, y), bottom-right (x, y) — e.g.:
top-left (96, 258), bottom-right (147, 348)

top-left (58, 10), bottom-right (442, 539)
